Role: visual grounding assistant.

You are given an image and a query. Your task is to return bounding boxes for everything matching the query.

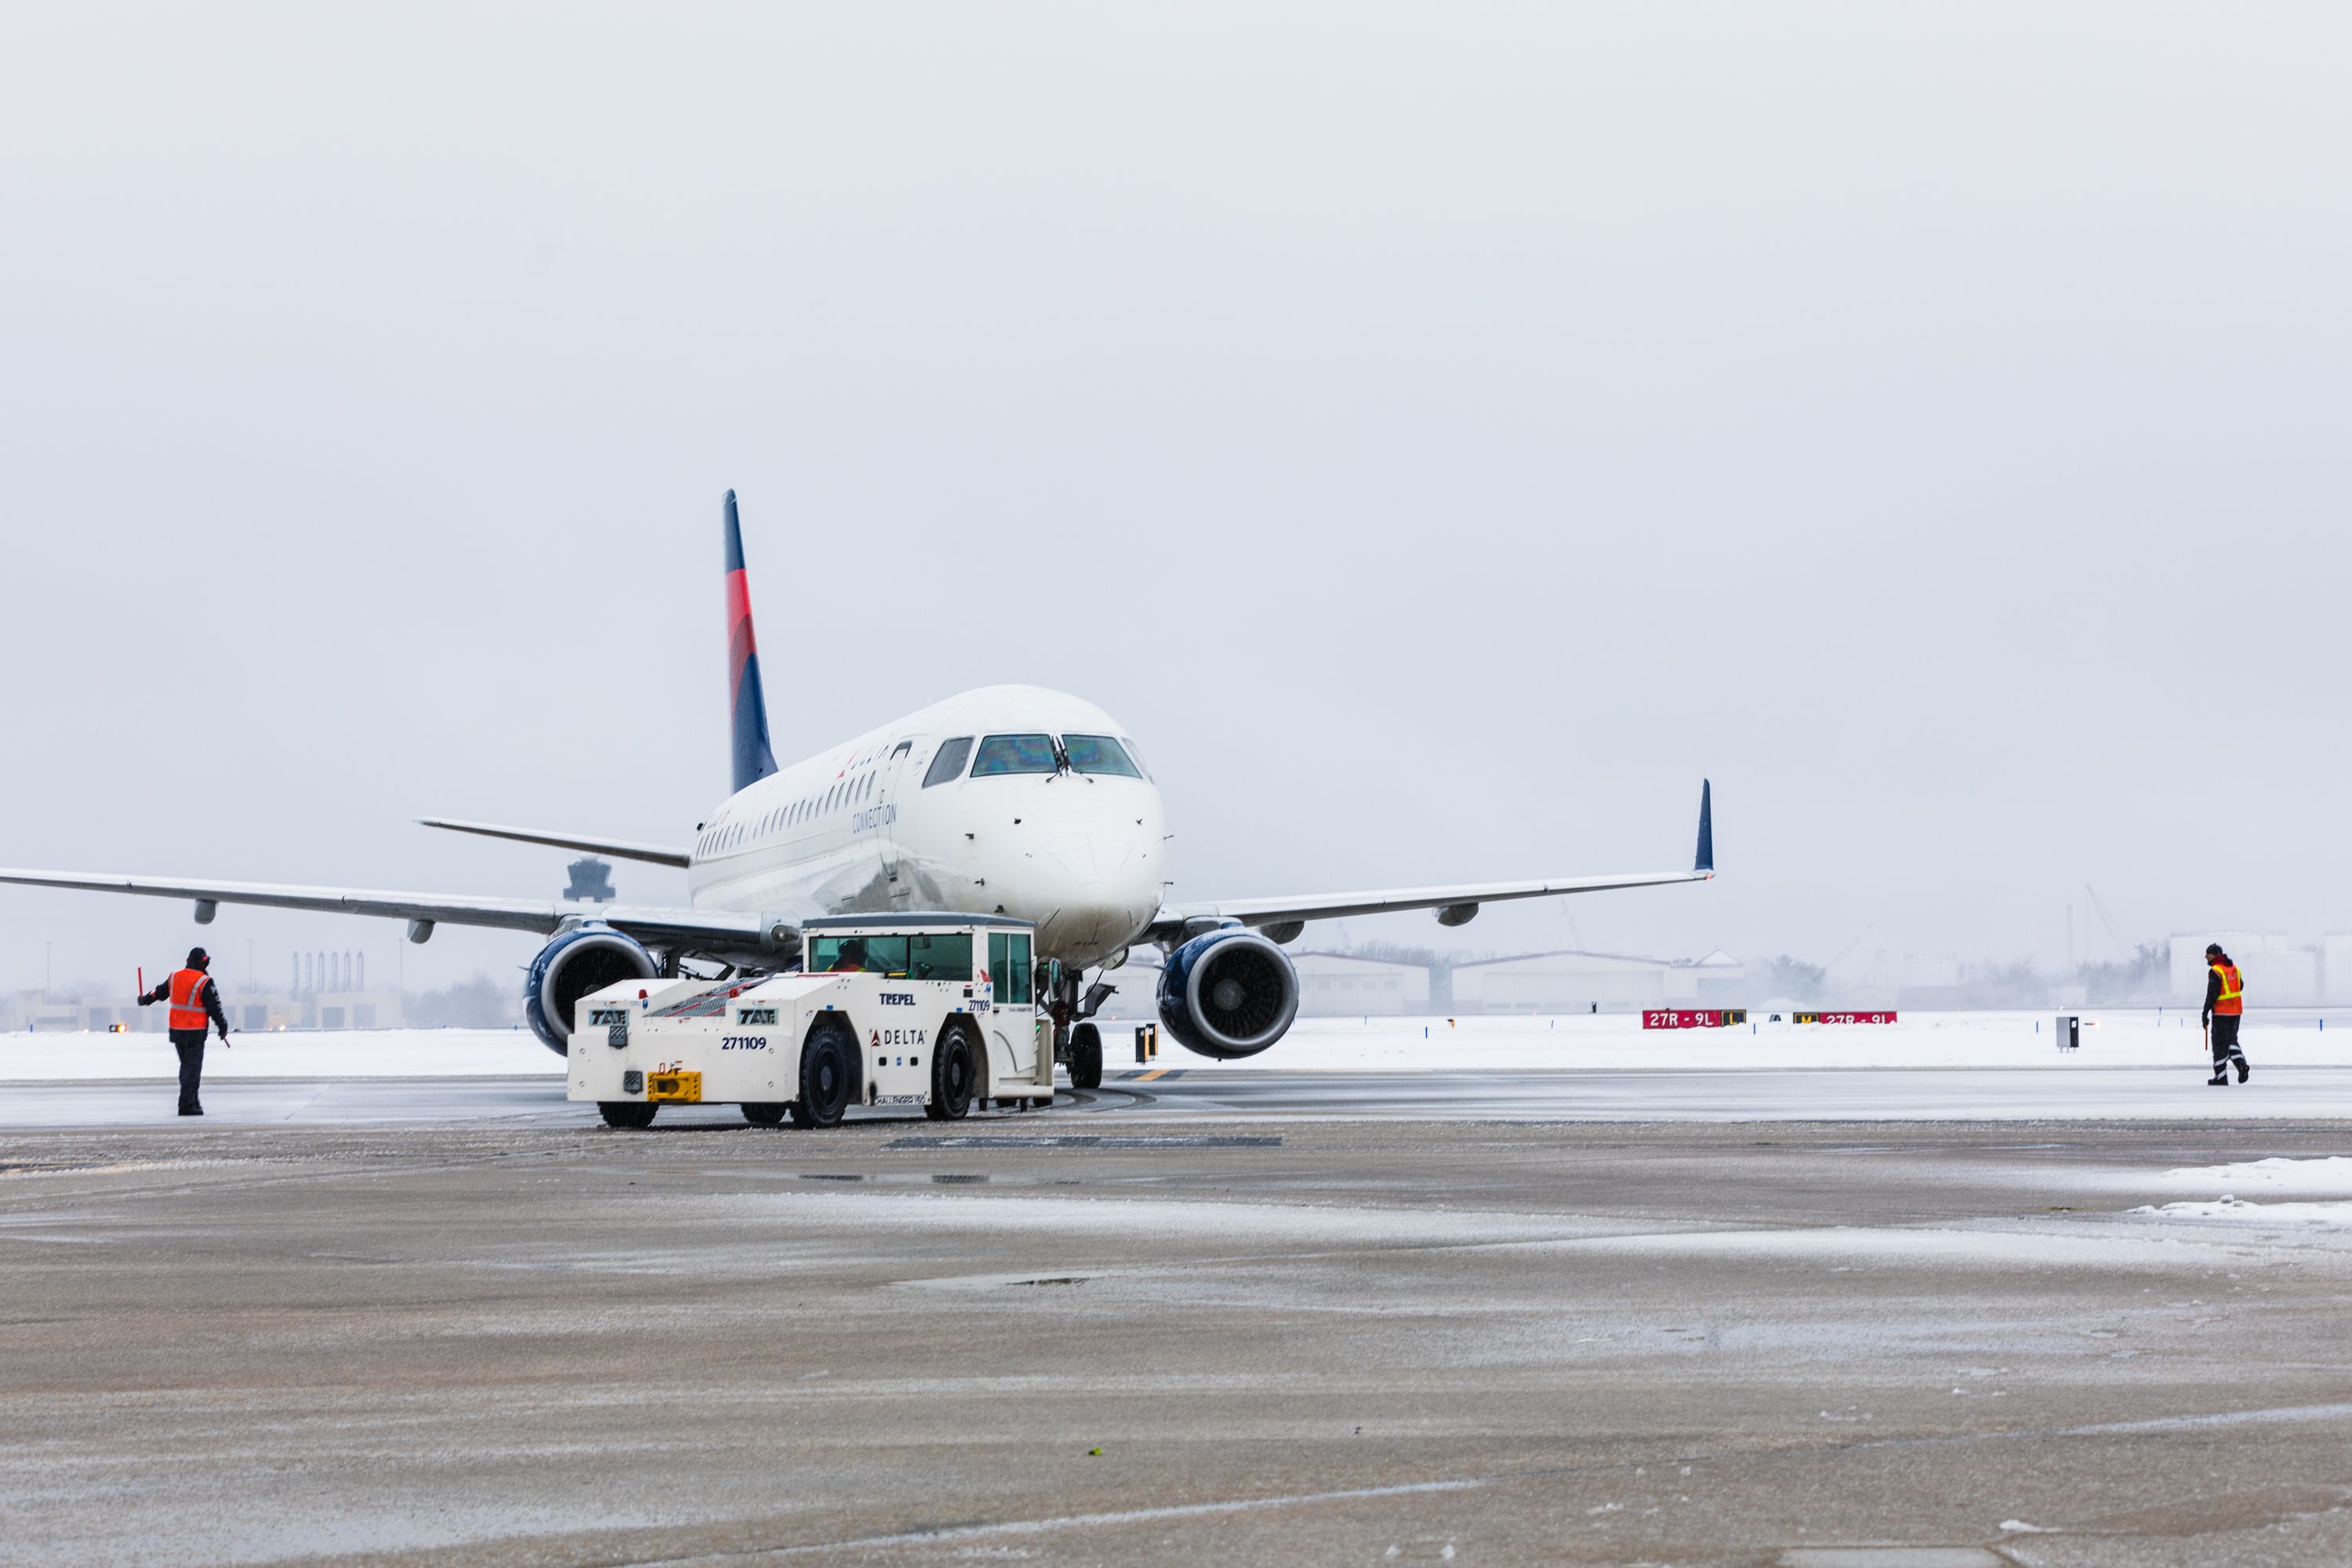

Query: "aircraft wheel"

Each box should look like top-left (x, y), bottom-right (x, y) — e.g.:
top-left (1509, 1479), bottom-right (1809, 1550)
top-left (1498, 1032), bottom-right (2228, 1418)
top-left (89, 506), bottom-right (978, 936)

top-left (1069, 1022), bottom-right (1103, 1091)
top-left (790, 1018), bottom-right (857, 1129)
top-left (741, 1102), bottom-right (788, 1127)
top-left (927, 1022), bottom-right (978, 1120)
top-left (598, 1101), bottom-right (657, 1130)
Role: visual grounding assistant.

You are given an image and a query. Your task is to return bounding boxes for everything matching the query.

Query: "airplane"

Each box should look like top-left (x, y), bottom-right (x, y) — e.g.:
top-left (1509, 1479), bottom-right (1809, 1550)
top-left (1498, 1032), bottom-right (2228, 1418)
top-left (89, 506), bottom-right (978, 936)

top-left (0, 492), bottom-right (1715, 1086)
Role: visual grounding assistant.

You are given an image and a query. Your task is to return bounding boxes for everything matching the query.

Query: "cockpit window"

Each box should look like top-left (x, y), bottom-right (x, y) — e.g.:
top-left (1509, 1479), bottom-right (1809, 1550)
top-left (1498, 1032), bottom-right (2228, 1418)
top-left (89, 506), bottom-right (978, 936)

top-left (921, 736), bottom-right (973, 787)
top-left (1062, 734), bottom-right (1142, 778)
top-left (971, 734), bottom-right (1060, 776)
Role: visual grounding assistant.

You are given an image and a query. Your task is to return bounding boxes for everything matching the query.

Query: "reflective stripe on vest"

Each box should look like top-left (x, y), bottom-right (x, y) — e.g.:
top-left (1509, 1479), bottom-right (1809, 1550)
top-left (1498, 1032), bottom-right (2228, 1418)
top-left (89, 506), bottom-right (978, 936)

top-left (168, 968), bottom-right (212, 1031)
top-left (2212, 962), bottom-right (2244, 1016)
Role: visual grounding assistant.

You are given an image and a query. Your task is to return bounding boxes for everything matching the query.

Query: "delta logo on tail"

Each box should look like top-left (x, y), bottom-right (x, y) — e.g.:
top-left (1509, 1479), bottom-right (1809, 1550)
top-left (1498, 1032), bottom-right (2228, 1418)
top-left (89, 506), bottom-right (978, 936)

top-left (722, 489), bottom-right (779, 793)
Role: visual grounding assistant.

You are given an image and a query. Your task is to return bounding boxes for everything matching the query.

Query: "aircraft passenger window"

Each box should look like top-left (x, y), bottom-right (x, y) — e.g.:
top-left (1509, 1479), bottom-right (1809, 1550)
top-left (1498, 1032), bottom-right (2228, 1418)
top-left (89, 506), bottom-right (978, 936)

top-left (922, 736), bottom-right (973, 787)
top-left (971, 734), bottom-right (1059, 776)
top-left (1062, 735), bottom-right (1142, 777)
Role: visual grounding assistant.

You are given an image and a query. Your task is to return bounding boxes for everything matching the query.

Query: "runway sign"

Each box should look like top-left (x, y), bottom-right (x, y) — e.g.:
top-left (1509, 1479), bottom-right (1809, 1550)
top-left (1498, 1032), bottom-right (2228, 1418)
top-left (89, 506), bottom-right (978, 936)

top-left (1642, 1009), bottom-right (1749, 1029)
top-left (1791, 1011), bottom-right (1898, 1025)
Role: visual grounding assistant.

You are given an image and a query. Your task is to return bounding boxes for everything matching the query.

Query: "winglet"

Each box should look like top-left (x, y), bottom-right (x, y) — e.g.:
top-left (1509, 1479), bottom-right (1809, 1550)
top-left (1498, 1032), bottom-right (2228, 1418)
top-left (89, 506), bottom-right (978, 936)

top-left (1694, 779), bottom-right (1714, 874)
top-left (723, 490), bottom-right (779, 794)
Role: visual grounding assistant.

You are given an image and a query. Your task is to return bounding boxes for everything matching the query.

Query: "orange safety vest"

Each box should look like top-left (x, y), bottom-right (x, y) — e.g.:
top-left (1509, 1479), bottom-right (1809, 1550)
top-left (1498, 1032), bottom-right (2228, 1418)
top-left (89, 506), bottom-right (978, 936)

top-left (2211, 961), bottom-right (2244, 1016)
top-left (168, 967), bottom-right (213, 1031)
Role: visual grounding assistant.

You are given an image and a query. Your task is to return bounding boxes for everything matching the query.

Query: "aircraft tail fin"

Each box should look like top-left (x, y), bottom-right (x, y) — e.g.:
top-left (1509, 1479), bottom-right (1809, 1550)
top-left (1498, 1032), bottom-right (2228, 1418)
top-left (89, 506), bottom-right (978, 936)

top-left (723, 490), bottom-right (779, 794)
top-left (1694, 779), bottom-right (1714, 874)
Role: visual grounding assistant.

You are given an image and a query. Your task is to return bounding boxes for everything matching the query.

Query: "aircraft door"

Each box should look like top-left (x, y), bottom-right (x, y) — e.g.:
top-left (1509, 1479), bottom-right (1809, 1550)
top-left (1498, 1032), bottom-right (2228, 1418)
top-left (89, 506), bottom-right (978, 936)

top-left (876, 737), bottom-right (916, 898)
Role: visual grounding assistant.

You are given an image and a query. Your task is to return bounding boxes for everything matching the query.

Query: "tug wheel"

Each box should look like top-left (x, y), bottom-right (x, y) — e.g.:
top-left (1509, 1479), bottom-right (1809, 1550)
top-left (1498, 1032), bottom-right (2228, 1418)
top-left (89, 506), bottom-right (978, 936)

top-left (597, 1102), bottom-right (657, 1130)
top-left (741, 1102), bottom-right (788, 1127)
top-left (927, 1022), bottom-right (978, 1120)
top-left (789, 1018), bottom-right (858, 1129)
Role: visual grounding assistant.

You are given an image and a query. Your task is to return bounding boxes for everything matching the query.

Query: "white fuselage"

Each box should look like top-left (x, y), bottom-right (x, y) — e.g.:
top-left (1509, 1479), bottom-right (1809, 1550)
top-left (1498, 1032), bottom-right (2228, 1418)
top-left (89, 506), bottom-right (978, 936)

top-left (683, 686), bottom-right (1167, 970)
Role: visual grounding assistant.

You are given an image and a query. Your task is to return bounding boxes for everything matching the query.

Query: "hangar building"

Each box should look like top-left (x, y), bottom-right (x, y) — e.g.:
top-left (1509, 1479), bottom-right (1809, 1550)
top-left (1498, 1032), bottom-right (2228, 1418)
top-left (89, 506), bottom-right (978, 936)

top-left (1452, 948), bottom-right (1745, 1014)
top-left (1290, 952), bottom-right (1432, 1017)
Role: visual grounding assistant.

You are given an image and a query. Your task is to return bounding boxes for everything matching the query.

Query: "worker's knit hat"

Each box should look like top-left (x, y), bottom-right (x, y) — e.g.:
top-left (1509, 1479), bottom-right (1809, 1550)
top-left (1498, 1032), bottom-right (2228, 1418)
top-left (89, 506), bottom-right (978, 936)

top-left (187, 947), bottom-right (209, 968)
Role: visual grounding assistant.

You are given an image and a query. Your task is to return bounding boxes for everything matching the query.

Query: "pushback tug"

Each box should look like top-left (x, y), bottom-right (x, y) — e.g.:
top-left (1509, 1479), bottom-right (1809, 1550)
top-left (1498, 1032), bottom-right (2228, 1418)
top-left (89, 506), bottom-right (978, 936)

top-left (570, 914), bottom-right (1052, 1128)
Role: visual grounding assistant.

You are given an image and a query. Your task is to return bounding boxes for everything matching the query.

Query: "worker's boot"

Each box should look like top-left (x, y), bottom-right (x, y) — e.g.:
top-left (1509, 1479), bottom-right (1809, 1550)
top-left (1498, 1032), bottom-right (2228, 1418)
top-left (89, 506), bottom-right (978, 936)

top-left (2236, 1056), bottom-right (2251, 1083)
top-left (2205, 1071), bottom-right (2229, 1087)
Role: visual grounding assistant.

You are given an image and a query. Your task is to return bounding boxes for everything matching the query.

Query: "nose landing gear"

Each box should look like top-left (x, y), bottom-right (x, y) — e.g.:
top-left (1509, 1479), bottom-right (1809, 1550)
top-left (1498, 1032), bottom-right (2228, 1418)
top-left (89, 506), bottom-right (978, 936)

top-left (1045, 965), bottom-right (1105, 1090)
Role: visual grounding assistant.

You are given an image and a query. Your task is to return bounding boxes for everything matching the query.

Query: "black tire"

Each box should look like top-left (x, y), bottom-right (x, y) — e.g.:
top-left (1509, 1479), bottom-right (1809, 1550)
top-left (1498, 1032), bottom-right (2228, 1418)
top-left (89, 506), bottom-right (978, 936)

top-left (1069, 1022), bottom-right (1103, 1091)
top-left (742, 1102), bottom-right (788, 1127)
top-left (789, 1018), bottom-right (858, 1129)
top-left (926, 1022), bottom-right (978, 1121)
top-left (598, 1101), bottom-right (657, 1130)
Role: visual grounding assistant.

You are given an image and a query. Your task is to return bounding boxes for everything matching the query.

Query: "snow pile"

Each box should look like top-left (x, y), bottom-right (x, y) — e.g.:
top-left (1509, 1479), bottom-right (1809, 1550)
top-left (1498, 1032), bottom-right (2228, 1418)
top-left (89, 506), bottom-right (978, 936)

top-left (2132, 1196), bottom-right (2352, 1225)
top-left (2130, 1159), bottom-right (2352, 1225)
top-left (2155, 1156), bottom-right (2352, 1194)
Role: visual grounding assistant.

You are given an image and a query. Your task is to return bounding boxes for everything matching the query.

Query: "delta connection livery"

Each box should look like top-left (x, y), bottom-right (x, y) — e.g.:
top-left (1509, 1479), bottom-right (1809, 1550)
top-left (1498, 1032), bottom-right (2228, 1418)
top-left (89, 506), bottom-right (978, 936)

top-left (0, 493), bottom-right (1715, 1083)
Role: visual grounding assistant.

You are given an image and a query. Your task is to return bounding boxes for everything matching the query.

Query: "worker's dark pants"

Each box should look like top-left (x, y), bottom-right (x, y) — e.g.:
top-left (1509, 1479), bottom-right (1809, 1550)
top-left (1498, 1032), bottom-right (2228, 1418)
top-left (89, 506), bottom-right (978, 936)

top-left (2210, 1014), bottom-right (2245, 1068)
top-left (169, 1029), bottom-right (207, 1112)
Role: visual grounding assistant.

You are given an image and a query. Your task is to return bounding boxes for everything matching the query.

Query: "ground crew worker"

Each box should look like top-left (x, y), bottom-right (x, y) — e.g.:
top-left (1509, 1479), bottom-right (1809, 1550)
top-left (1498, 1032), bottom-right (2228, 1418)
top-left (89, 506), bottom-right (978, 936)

top-left (2201, 942), bottom-right (2250, 1087)
top-left (137, 946), bottom-right (231, 1115)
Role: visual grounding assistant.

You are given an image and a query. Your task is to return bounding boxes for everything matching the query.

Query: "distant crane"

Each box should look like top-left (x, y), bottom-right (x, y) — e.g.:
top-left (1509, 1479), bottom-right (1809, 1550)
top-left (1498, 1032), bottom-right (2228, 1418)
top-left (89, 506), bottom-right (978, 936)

top-left (1823, 920), bottom-right (1875, 975)
top-left (2083, 883), bottom-right (2133, 961)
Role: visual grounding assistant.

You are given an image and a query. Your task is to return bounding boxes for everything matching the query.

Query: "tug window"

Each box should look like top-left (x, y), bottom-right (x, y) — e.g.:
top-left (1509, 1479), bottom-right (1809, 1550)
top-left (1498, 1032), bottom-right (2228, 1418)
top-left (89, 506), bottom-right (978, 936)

top-left (922, 736), bottom-right (974, 787)
top-left (908, 933), bottom-right (973, 981)
top-left (988, 931), bottom-right (1033, 1005)
top-left (971, 734), bottom-right (1059, 776)
top-left (811, 935), bottom-right (909, 976)
top-left (1062, 734), bottom-right (1142, 778)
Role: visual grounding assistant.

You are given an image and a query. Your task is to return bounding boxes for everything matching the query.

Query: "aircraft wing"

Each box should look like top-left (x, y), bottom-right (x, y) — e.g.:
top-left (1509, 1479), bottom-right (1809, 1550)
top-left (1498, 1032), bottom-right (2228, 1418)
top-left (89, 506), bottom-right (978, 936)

top-left (0, 868), bottom-right (773, 951)
top-left (416, 818), bottom-right (692, 868)
top-left (1145, 780), bottom-right (1715, 941)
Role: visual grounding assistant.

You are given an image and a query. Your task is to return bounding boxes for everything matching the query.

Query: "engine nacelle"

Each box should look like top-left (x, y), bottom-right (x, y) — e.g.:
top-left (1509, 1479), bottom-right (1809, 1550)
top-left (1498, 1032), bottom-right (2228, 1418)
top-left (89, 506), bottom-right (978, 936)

top-left (524, 924), bottom-right (658, 1055)
top-left (1156, 927), bottom-right (1299, 1060)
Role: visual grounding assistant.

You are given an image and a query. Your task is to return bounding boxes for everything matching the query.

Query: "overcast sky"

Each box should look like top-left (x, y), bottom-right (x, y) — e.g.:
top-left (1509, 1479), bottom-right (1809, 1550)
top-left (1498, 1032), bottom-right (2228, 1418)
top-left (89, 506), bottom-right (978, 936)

top-left (3, 3), bottom-right (2347, 998)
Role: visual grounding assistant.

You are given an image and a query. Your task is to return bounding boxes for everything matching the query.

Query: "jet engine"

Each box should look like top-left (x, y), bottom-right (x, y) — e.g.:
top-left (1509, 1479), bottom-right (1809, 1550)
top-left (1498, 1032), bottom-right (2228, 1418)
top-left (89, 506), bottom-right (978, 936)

top-left (524, 924), bottom-right (658, 1054)
top-left (1156, 927), bottom-right (1299, 1059)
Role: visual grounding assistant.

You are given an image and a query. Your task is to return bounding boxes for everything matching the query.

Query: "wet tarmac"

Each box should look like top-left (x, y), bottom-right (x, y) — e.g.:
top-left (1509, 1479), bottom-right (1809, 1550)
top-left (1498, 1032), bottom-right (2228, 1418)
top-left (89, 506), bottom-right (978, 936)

top-left (4, 1063), bottom-right (2350, 1130)
top-left (3, 1081), bottom-right (2350, 1565)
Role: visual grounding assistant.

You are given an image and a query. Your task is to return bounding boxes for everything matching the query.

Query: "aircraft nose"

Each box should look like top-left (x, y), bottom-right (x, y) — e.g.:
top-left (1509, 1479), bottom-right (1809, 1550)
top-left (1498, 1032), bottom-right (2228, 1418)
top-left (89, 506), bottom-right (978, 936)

top-left (1033, 833), bottom-right (1156, 958)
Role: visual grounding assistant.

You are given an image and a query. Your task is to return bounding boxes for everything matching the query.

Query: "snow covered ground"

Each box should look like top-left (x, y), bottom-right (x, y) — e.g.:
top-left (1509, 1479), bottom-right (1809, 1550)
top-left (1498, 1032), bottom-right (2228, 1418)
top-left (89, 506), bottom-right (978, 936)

top-left (0, 1027), bottom-right (552, 1080)
top-left (5, 1008), bottom-right (2347, 1081)
top-left (1185, 1008), bottom-right (2352, 1073)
